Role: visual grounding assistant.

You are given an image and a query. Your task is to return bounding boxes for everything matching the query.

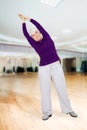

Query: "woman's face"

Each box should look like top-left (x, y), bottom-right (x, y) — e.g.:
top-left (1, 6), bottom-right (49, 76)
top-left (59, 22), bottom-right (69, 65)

top-left (31, 30), bottom-right (43, 42)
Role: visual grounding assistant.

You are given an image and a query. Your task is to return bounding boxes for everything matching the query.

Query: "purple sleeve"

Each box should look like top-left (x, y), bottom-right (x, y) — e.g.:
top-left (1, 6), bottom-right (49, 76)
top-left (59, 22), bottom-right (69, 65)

top-left (30, 19), bottom-right (49, 36)
top-left (22, 23), bottom-right (36, 47)
top-left (22, 23), bottom-right (33, 42)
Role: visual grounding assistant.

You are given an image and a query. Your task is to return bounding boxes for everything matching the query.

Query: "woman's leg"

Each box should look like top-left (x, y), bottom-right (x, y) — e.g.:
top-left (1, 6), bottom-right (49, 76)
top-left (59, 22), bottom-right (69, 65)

top-left (38, 65), bottom-right (52, 115)
top-left (51, 61), bottom-right (73, 113)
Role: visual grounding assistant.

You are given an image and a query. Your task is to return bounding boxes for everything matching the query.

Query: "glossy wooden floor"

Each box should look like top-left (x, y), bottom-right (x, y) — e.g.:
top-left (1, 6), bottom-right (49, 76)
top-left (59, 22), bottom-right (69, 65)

top-left (0, 72), bottom-right (87, 130)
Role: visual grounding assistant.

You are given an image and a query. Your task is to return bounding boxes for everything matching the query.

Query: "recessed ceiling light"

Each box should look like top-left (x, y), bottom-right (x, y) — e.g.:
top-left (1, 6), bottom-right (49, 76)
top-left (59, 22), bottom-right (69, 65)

top-left (41, 0), bottom-right (64, 7)
top-left (62, 29), bottom-right (72, 34)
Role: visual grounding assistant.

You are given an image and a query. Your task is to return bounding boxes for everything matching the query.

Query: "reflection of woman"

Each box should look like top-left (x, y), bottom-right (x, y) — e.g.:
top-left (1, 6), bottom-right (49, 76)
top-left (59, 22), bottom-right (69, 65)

top-left (18, 14), bottom-right (78, 120)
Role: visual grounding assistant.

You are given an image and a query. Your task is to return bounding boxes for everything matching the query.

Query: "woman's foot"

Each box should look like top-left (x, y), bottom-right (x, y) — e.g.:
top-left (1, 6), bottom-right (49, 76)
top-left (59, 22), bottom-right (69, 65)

top-left (42, 114), bottom-right (52, 120)
top-left (66, 111), bottom-right (78, 118)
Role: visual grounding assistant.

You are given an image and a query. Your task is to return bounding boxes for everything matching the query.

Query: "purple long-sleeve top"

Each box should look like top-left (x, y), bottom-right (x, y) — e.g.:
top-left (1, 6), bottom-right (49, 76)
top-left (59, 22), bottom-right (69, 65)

top-left (22, 19), bottom-right (60, 66)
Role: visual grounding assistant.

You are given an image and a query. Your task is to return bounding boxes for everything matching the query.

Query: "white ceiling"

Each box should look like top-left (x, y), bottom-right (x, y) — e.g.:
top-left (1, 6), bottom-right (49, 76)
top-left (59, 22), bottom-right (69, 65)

top-left (0, 0), bottom-right (87, 53)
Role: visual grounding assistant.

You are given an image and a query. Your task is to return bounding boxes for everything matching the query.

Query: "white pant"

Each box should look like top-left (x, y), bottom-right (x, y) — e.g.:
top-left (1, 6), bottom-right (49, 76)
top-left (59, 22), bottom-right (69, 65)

top-left (38, 61), bottom-right (73, 115)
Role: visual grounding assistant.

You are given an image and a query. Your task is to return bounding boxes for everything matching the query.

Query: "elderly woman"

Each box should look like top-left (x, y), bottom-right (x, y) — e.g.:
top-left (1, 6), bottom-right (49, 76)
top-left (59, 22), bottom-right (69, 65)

top-left (18, 14), bottom-right (78, 120)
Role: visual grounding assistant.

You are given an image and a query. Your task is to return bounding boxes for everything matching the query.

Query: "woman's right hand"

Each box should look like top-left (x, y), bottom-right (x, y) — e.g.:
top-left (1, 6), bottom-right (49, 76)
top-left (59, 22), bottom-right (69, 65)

top-left (18, 14), bottom-right (26, 22)
top-left (18, 13), bottom-right (30, 22)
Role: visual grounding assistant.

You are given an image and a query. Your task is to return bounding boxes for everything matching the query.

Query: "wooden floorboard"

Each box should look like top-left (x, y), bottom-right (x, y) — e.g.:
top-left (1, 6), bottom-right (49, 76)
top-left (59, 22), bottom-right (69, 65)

top-left (0, 72), bottom-right (87, 130)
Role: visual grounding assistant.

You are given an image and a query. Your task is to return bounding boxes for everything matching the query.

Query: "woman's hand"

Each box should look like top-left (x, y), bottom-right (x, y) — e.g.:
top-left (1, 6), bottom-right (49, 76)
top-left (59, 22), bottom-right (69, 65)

top-left (18, 13), bottom-right (31, 22)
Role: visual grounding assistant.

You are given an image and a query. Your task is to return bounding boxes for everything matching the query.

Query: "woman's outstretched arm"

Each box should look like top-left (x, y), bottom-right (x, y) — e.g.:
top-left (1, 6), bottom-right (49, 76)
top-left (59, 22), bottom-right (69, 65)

top-left (18, 13), bottom-right (35, 46)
